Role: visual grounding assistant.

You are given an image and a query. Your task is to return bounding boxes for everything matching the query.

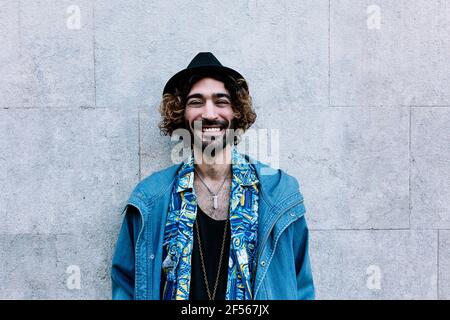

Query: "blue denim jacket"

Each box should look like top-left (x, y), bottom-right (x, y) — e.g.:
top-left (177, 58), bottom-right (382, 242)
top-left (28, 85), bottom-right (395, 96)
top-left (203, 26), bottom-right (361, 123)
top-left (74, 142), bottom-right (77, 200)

top-left (111, 154), bottom-right (315, 300)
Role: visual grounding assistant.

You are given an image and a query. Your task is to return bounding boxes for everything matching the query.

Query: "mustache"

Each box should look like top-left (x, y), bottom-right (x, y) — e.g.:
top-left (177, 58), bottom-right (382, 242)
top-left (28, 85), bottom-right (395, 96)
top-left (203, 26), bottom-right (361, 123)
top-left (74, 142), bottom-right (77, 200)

top-left (191, 118), bottom-right (229, 129)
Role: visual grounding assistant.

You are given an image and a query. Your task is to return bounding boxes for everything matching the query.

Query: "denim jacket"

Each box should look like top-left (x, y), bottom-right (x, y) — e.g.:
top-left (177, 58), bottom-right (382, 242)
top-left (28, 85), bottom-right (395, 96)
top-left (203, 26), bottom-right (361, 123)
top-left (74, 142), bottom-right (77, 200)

top-left (111, 153), bottom-right (315, 300)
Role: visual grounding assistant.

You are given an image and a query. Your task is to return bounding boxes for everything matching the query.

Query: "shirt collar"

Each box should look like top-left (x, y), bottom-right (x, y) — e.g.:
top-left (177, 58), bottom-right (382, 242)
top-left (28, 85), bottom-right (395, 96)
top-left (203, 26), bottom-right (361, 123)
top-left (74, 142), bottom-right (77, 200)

top-left (175, 147), bottom-right (259, 193)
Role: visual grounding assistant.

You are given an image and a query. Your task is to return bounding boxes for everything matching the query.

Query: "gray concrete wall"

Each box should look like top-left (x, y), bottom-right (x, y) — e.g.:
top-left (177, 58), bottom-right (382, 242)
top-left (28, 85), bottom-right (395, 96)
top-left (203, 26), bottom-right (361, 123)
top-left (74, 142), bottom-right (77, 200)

top-left (1, 0), bottom-right (449, 299)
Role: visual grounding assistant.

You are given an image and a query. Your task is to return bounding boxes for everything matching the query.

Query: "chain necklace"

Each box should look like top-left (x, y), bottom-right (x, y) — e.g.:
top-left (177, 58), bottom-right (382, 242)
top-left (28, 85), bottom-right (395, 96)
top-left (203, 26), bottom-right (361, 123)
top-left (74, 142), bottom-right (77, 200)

top-left (194, 209), bottom-right (229, 300)
top-left (194, 167), bottom-right (230, 210)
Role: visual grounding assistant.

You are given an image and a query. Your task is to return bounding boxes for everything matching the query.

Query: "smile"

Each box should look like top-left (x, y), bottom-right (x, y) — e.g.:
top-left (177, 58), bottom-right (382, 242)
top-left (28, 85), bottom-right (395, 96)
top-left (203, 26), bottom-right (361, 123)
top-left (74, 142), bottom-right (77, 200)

top-left (201, 126), bottom-right (224, 133)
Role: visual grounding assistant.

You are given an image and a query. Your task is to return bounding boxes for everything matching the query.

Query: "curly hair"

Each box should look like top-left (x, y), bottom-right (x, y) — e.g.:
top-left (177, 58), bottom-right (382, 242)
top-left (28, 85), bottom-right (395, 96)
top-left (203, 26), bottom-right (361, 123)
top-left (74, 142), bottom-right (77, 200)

top-left (158, 70), bottom-right (257, 143)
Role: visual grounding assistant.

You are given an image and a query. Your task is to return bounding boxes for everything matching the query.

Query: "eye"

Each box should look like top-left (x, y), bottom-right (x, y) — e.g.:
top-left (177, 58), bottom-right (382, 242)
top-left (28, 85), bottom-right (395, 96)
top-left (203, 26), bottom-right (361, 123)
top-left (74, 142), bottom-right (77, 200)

top-left (187, 100), bottom-right (202, 106)
top-left (216, 100), bottom-right (230, 105)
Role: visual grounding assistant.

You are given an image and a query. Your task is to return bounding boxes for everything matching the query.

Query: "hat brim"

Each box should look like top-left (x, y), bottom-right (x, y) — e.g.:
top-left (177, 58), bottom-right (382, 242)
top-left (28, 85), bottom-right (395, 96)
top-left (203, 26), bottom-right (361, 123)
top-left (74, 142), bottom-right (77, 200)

top-left (162, 66), bottom-right (248, 95)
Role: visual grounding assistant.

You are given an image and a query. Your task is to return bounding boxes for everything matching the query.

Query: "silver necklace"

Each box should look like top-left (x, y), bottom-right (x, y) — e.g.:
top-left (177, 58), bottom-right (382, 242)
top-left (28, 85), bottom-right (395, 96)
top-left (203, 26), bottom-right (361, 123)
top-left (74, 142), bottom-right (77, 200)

top-left (194, 167), bottom-right (230, 210)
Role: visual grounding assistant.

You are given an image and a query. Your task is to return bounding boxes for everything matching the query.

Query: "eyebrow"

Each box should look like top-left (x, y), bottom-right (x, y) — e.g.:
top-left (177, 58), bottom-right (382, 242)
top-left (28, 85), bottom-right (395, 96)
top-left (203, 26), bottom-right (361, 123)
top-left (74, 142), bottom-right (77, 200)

top-left (186, 93), bottom-right (231, 101)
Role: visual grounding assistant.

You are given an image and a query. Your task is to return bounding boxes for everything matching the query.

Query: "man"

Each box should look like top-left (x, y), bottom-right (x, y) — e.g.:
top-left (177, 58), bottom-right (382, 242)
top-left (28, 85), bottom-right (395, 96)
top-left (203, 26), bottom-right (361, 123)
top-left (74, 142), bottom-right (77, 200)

top-left (111, 52), bottom-right (315, 300)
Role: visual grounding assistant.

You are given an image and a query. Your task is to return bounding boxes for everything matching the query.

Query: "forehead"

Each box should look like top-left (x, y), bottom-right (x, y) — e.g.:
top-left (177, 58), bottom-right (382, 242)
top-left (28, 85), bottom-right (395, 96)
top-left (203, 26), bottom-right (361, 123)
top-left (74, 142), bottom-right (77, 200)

top-left (188, 77), bottom-right (229, 95)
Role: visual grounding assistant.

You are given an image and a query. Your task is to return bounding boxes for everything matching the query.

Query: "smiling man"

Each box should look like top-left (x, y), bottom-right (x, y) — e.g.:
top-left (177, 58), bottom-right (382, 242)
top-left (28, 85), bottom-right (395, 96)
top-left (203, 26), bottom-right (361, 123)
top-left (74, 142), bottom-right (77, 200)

top-left (111, 52), bottom-right (315, 300)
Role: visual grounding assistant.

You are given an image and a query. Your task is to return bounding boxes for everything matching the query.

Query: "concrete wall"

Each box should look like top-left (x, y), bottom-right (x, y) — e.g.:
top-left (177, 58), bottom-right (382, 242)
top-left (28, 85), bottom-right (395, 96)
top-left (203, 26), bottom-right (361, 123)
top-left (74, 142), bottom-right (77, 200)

top-left (1, 0), bottom-right (449, 299)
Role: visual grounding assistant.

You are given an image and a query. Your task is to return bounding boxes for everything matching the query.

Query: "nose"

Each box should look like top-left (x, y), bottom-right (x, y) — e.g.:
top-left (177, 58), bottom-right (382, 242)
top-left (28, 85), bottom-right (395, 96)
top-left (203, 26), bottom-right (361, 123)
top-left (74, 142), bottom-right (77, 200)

top-left (202, 99), bottom-right (218, 120)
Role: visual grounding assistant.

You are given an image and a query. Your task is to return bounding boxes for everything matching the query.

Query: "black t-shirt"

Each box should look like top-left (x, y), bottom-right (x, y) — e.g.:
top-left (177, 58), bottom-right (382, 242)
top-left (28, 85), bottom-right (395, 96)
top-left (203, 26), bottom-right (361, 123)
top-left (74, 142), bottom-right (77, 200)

top-left (189, 205), bottom-right (231, 300)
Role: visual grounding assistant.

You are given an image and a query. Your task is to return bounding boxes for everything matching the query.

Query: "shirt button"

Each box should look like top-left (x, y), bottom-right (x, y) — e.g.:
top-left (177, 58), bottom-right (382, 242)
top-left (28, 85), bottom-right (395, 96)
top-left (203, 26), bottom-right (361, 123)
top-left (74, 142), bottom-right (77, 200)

top-left (289, 212), bottom-right (296, 217)
top-left (260, 261), bottom-right (266, 267)
top-left (149, 254), bottom-right (155, 260)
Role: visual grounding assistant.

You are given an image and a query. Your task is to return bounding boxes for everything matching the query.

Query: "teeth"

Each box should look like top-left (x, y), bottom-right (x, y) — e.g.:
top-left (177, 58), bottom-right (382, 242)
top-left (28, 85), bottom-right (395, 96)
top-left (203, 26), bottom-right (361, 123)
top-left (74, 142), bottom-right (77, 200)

top-left (203, 127), bottom-right (221, 132)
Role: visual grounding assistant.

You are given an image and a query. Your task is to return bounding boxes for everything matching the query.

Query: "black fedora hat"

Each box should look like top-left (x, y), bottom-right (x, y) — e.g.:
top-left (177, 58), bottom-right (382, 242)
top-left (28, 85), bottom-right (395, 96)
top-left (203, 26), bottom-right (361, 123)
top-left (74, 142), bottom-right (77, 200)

top-left (162, 52), bottom-right (248, 95)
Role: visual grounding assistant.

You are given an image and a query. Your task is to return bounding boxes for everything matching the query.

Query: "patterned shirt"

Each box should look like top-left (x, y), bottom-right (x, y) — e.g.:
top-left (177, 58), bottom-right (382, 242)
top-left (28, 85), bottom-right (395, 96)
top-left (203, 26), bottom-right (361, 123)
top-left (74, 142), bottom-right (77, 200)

top-left (161, 147), bottom-right (259, 300)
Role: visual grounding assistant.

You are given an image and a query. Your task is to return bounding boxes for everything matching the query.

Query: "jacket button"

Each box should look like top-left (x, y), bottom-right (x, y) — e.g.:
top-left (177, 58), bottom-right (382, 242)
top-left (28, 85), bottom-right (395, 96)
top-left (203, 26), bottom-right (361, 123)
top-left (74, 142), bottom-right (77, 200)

top-left (149, 254), bottom-right (155, 260)
top-left (290, 212), bottom-right (296, 217)
top-left (260, 261), bottom-right (266, 267)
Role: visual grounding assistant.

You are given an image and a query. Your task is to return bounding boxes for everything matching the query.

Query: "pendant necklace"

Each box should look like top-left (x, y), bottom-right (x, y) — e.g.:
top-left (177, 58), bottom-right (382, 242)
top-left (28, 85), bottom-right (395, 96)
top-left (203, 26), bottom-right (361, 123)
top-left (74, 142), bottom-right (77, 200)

top-left (194, 167), bottom-right (230, 210)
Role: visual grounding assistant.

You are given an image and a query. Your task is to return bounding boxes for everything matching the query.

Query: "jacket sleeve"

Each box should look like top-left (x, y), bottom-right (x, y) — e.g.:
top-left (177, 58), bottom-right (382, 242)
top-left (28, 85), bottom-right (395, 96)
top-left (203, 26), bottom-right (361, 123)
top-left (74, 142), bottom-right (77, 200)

top-left (293, 215), bottom-right (315, 300)
top-left (111, 205), bottom-right (142, 300)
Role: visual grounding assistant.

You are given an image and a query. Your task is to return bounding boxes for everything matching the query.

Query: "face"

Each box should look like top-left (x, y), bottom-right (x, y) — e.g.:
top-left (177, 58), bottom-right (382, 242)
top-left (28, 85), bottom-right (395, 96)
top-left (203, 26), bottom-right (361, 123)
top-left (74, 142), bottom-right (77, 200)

top-left (184, 77), bottom-right (236, 153)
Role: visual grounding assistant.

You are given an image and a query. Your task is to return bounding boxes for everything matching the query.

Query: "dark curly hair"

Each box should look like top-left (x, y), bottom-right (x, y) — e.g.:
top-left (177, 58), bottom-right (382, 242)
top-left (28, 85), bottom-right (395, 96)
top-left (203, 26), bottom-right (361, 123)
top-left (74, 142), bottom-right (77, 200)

top-left (158, 70), bottom-right (256, 143)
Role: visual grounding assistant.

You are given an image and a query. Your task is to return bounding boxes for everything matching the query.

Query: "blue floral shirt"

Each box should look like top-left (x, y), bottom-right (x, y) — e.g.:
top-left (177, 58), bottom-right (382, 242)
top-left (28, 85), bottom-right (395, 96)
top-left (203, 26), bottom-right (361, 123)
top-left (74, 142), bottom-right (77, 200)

top-left (161, 147), bottom-right (259, 300)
